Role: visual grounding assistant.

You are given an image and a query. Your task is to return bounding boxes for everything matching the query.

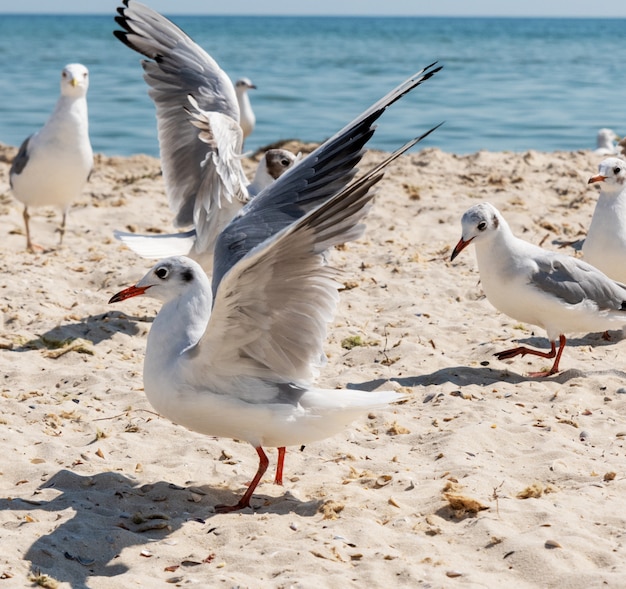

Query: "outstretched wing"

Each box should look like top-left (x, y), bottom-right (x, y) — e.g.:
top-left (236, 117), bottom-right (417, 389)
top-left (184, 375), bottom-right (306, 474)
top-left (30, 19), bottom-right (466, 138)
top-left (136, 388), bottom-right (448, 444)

top-left (211, 63), bottom-right (442, 294)
top-left (191, 138), bottom-right (425, 388)
top-left (114, 0), bottom-right (248, 246)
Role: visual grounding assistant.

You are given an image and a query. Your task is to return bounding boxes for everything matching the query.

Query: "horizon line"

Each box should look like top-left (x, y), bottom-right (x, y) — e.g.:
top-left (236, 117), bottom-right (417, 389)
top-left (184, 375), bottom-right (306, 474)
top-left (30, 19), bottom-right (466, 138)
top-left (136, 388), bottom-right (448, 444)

top-left (1, 12), bottom-right (625, 18)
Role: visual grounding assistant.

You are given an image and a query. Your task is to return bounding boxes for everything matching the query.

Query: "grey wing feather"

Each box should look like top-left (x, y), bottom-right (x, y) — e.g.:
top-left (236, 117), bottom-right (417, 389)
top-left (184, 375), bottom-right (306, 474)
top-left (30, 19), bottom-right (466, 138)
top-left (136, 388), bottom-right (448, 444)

top-left (194, 141), bottom-right (399, 386)
top-left (9, 135), bottom-right (32, 185)
top-left (211, 63), bottom-right (443, 296)
top-left (114, 0), bottom-right (243, 229)
top-left (532, 255), bottom-right (626, 311)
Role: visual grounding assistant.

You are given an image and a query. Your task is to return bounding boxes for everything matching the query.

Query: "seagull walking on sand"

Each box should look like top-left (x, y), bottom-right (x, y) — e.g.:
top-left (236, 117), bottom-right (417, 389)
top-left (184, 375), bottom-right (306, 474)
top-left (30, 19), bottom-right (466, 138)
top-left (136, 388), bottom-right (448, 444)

top-left (583, 158), bottom-right (626, 283)
top-left (114, 0), bottom-right (296, 268)
top-left (9, 63), bottom-right (93, 252)
top-left (451, 202), bottom-right (626, 377)
top-left (109, 64), bottom-right (442, 512)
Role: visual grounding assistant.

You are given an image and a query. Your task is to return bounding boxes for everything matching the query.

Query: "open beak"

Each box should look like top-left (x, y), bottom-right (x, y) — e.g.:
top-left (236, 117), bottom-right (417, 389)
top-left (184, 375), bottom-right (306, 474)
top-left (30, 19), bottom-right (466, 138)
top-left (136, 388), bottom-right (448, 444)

top-left (588, 174), bottom-right (606, 184)
top-left (108, 284), bottom-right (149, 304)
top-left (450, 237), bottom-right (473, 261)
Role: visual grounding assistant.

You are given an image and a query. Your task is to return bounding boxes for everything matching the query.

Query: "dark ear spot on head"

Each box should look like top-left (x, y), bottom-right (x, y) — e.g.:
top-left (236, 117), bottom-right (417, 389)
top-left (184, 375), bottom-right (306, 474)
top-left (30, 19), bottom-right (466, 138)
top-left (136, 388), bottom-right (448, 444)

top-left (181, 269), bottom-right (194, 283)
top-left (492, 214), bottom-right (499, 228)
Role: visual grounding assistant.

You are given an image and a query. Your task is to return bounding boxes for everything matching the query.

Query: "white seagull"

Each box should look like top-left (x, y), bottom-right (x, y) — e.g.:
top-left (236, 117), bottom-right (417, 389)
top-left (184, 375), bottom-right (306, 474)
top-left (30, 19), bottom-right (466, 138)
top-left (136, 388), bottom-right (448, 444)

top-left (594, 128), bottom-right (619, 156)
top-left (9, 63), bottom-right (93, 252)
top-left (235, 77), bottom-right (256, 141)
top-left (583, 158), bottom-right (626, 283)
top-left (114, 0), bottom-right (296, 268)
top-left (451, 202), bottom-right (626, 377)
top-left (109, 64), bottom-right (443, 511)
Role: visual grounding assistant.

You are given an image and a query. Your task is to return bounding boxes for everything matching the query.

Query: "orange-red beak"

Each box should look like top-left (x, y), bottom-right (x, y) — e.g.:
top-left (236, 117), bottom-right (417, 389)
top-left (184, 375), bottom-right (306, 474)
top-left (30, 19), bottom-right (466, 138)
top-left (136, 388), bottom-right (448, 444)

top-left (108, 284), bottom-right (149, 304)
top-left (450, 237), bottom-right (473, 261)
top-left (588, 174), bottom-right (606, 184)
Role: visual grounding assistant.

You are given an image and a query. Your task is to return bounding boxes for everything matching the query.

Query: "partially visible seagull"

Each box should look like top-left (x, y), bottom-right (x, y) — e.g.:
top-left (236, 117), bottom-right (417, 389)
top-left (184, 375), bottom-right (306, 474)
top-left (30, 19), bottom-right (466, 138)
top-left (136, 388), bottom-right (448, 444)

top-left (235, 77), bottom-right (256, 141)
top-left (9, 63), bottom-right (93, 252)
top-left (451, 202), bottom-right (626, 377)
top-left (114, 0), bottom-right (296, 267)
top-left (109, 64), bottom-right (443, 511)
top-left (594, 128), bottom-right (619, 156)
top-left (114, 146), bottom-right (299, 268)
top-left (583, 157), bottom-right (626, 283)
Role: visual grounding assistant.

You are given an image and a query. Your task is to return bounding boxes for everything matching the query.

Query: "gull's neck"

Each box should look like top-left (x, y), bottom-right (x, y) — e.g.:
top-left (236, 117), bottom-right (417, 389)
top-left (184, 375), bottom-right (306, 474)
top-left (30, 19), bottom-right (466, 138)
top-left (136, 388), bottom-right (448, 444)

top-left (43, 94), bottom-right (89, 141)
top-left (473, 216), bottom-right (520, 273)
top-left (144, 279), bottom-right (213, 389)
top-left (236, 91), bottom-right (255, 138)
top-left (598, 183), bottom-right (626, 205)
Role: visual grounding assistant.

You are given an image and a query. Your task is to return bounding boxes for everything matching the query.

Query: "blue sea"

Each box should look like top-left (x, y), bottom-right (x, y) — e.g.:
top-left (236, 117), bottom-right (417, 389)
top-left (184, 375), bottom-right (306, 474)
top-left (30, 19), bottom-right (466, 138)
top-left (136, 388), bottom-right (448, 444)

top-left (0, 14), bottom-right (625, 157)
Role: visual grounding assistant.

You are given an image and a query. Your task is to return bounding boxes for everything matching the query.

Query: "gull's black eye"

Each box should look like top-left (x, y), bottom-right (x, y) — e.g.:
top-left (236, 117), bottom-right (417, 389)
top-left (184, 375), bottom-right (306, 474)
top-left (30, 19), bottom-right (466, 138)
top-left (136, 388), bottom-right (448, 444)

top-left (614, 167), bottom-right (621, 175)
top-left (477, 221), bottom-right (487, 231)
top-left (155, 267), bottom-right (168, 279)
top-left (280, 158), bottom-right (290, 167)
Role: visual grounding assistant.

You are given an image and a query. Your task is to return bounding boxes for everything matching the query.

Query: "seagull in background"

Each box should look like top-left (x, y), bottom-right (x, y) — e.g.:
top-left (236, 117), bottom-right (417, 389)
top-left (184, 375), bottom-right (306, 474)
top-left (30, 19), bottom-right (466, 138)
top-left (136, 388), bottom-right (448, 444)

top-left (114, 0), bottom-right (297, 269)
top-left (235, 77), bottom-right (256, 141)
top-left (594, 128), bottom-right (619, 156)
top-left (583, 157), bottom-right (626, 283)
top-left (451, 202), bottom-right (626, 377)
top-left (9, 63), bottom-right (93, 252)
top-left (109, 63), bottom-right (443, 511)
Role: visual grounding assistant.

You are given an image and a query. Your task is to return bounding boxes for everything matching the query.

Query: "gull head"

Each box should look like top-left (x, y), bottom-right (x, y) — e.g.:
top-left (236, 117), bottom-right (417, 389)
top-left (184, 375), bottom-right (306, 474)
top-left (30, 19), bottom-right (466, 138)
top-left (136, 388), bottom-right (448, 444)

top-left (451, 202), bottom-right (502, 261)
top-left (109, 256), bottom-right (208, 305)
top-left (60, 63), bottom-right (90, 97)
top-left (263, 149), bottom-right (298, 180)
top-left (588, 157), bottom-right (626, 191)
top-left (235, 77), bottom-right (257, 95)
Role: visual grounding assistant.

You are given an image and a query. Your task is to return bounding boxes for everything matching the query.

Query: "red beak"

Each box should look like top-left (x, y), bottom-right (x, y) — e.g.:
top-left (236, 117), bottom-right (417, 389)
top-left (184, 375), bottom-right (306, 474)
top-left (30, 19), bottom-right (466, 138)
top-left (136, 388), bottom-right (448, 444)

top-left (588, 174), bottom-right (606, 184)
top-left (450, 237), bottom-right (473, 261)
top-left (108, 284), bottom-right (149, 304)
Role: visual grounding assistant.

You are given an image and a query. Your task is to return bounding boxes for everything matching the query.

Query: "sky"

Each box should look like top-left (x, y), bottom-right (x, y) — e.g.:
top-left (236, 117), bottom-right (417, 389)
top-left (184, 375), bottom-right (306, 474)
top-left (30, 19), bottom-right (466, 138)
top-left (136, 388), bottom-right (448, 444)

top-left (1, 0), bottom-right (626, 17)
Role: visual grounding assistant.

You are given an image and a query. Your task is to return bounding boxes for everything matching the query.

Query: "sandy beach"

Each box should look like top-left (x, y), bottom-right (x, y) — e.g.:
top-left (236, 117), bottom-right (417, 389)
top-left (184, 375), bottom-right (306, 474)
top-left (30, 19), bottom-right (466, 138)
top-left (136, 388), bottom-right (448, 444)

top-left (1, 140), bottom-right (625, 588)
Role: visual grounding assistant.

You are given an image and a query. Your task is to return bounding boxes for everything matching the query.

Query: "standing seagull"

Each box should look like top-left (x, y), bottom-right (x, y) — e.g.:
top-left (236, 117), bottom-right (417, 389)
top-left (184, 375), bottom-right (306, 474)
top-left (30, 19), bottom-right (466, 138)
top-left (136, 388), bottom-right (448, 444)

top-left (9, 63), bottom-right (93, 252)
top-left (235, 77), bottom-right (256, 141)
top-left (109, 65), bottom-right (442, 511)
top-left (583, 158), bottom-right (626, 283)
top-left (114, 0), bottom-right (296, 267)
top-left (451, 202), bottom-right (626, 377)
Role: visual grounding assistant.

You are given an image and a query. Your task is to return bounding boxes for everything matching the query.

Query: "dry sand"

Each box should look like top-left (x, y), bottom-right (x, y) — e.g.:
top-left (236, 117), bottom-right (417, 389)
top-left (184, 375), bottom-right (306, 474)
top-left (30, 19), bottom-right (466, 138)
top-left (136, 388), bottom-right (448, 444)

top-left (1, 141), bottom-right (625, 588)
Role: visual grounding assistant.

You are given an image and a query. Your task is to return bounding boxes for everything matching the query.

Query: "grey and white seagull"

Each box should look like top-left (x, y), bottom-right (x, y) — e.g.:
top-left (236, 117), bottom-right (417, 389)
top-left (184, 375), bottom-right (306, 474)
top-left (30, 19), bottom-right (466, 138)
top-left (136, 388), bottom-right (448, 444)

top-left (109, 64), bottom-right (442, 512)
top-left (113, 0), bottom-right (296, 269)
top-left (583, 157), bottom-right (626, 284)
top-left (451, 202), bottom-right (626, 377)
top-left (9, 63), bottom-right (93, 252)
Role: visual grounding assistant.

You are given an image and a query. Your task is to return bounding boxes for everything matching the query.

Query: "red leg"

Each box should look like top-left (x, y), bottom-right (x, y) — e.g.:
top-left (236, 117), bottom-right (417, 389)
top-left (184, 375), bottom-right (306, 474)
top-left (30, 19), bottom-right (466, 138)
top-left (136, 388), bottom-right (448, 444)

top-left (274, 447), bottom-right (286, 486)
top-left (495, 334), bottom-right (566, 377)
top-left (215, 446), bottom-right (269, 513)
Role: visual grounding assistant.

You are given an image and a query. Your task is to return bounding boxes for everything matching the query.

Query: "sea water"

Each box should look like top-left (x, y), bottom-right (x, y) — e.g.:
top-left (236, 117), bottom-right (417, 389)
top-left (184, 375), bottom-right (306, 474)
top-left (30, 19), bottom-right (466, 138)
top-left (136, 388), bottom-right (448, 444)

top-left (0, 13), bottom-right (624, 156)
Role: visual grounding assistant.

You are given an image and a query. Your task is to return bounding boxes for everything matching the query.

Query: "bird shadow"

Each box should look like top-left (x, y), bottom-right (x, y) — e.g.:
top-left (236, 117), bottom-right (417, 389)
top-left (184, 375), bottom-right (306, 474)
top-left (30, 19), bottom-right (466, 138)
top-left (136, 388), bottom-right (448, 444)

top-left (552, 237), bottom-right (584, 252)
top-left (351, 363), bottom-right (626, 392)
top-left (7, 311), bottom-right (151, 352)
top-left (349, 330), bottom-right (626, 390)
top-left (2, 468), bottom-right (321, 588)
